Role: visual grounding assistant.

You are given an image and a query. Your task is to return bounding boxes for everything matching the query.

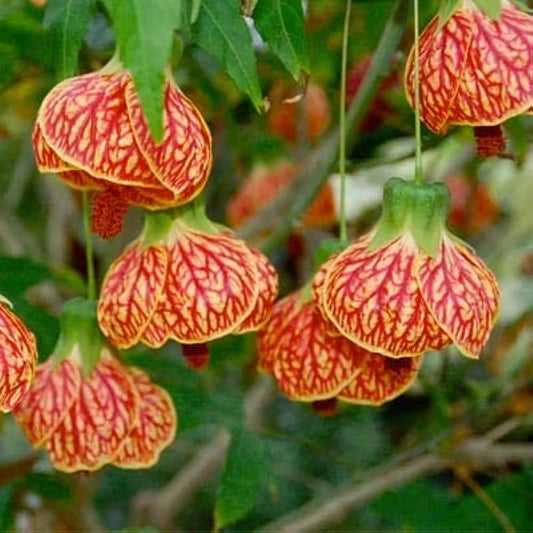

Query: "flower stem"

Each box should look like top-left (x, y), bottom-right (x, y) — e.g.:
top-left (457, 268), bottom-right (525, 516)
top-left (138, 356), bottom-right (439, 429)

top-left (82, 191), bottom-right (96, 301)
top-left (338, 0), bottom-right (351, 244)
top-left (413, 0), bottom-right (423, 183)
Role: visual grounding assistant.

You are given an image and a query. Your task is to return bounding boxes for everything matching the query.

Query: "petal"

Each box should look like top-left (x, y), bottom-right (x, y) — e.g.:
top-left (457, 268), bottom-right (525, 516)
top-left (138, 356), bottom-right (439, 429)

top-left (416, 236), bottom-right (500, 359)
top-left (37, 71), bottom-right (164, 190)
top-left (13, 357), bottom-right (81, 445)
top-left (47, 353), bottom-right (139, 473)
top-left (98, 241), bottom-right (168, 349)
top-left (338, 354), bottom-right (423, 406)
top-left (405, 11), bottom-right (473, 133)
top-left (234, 248), bottom-right (279, 334)
top-left (113, 367), bottom-right (177, 468)
top-left (141, 230), bottom-right (259, 346)
top-left (32, 123), bottom-right (73, 172)
top-left (448, 4), bottom-right (533, 126)
top-left (312, 255), bottom-right (342, 337)
top-left (322, 234), bottom-right (450, 357)
top-left (125, 78), bottom-right (212, 201)
top-left (0, 306), bottom-right (38, 413)
top-left (262, 292), bottom-right (365, 401)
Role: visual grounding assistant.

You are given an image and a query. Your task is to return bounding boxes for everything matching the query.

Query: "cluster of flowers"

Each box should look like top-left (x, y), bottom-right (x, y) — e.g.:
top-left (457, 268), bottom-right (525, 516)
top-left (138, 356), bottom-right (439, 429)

top-left (1, 0), bottom-right (530, 470)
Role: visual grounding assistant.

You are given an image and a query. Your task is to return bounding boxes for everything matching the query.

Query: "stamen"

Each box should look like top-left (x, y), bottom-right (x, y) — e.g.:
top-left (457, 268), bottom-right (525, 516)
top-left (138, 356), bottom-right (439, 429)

top-left (474, 126), bottom-right (506, 158)
top-left (182, 343), bottom-right (210, 370)
top-left (311, 398), bottom-right (338, 417)
top-left (90, 188), bottom-right (128, 239)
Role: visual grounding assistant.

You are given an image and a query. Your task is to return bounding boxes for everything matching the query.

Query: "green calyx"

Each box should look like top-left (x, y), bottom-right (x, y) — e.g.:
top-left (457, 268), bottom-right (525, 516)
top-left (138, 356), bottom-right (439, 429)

top-left (52, 298), bottom-right (106, 376)
top-left (313, 238), bottom-right (349, 272)
top-left (370, 177), bottom-right (450, 258)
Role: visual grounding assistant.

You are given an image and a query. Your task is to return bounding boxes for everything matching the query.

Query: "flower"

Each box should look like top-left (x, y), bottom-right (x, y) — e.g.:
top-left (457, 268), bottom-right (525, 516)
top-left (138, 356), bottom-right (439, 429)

top-left (318, 178), bottom-right (500, 360)
top-left (257, 281), bottom-right (423, 413)
top-left (13, 299), bottom-right (176, 472)
top-left (97, 205), bottom-right (278, 367)
top-left (404, 1), bottom-right (533, 156)
top-left (33, 59), bottom-right (212, 237)
top-left (0, 298), bottom-right (38, 413)
top-left (226, 161), bottom-right (336, 229)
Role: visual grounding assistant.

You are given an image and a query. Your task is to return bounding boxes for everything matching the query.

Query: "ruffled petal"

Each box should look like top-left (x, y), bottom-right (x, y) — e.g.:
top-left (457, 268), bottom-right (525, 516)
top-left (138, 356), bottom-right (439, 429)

top-left (13, 357), bottom-right (81, 445)
top-left (113, 367), bottom-right (177, 468)
top-left (98, 241), bottom-right (168, 348)
top-left (338, 354), bottom-right (423, 406)
top-left (416, 236), bottom-right (500, 359)
top-left (322, 234), bottom-right (450, 357)
top-left (46, 354), bottom-right (139, 472)
top-left (125, 78), bottom-right (212, 202)
top-left (0, 305), bottom-right (37, 413)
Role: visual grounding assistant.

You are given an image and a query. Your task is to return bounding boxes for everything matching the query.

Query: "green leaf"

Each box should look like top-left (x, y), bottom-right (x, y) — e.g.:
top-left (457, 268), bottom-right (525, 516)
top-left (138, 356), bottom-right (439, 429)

top-left (214, 427), bottom-right (268, 529)
top-left (103, 0), bottom-right (182, 141)
top-left (43, 0), bottom-right (92, 80)
top-left (253, 0), bottom-right (309, 80)
top-left (473, 0), bottom-right (502, 19)
top-left (192, 0), bottom-right (263, 112)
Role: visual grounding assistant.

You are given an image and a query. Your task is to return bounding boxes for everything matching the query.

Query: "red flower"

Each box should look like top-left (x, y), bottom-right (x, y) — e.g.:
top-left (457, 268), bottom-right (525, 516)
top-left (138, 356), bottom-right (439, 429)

top-left (318, 179), bottom-right (500, 360)
top-left (14, 346), bottom-right (176, 472)
top-left (0, 301), bottom-right (38, 413)
top-left (33, 61), bottom-right (212, 237)
top-left (404, 1), bottom-right (533, 156)
top-left (226, 161), bottom-right (336, 229)
top-left (97, 209), bottom-right (278, 366)
top-left (258, 281), bottom-right (422, 412)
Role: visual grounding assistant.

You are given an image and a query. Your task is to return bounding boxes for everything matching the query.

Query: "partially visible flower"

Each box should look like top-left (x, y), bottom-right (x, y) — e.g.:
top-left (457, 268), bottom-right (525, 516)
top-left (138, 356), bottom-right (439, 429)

top-left (98, 204), bottom-right (278, 368)
top-left (33, 59), bottom-right (212, 238)
top-left (227, 161), bottom-right (336, 229)
top-left (404, 1), bottom-right (533, 156)
top-left (257, 284), bottom-right (422, 413)
top-left (267, 81), bottom-right (331, 144)
top-left (14, 299), bottom-right (176, 472)
top-left (318, 178), bottom-right (500, 360)
top-left (0, 298), bottom-right (38, 413)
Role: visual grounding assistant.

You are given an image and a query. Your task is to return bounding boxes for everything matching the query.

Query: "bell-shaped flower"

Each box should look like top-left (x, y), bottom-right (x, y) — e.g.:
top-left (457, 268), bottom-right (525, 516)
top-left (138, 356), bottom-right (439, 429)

top-left (257, 276), bottom-right (423, 413)
top-left (97, 201), bottom-right (278, 367)
top-left (318, 178), bottom-right (500, 360)
top-left (33, 57), bottom-right (212, 237)
top-left (0, 296), bottom-right (38, 412)
top-left (404, 0), bottom-right (533, 156)
top-left (13, 299), bottom-right (176, 472)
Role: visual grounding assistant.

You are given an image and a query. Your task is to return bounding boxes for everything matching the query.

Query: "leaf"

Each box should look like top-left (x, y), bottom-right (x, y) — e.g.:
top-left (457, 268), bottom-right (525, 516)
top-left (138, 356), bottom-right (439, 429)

top-left (214, 427), bottom-right (268, 530)
top-left (192, 0), bottom-right (263, 112)
top-left (437, 0), bottom-right (462, 27)
top-left (473, 0), bottom-right (501, 19)
top-left (102, 0), bottom-right (182, 141)
top-left (253, 0), bottom-right (309, 80)
top-left (43, 0), bottom-right (92, 79)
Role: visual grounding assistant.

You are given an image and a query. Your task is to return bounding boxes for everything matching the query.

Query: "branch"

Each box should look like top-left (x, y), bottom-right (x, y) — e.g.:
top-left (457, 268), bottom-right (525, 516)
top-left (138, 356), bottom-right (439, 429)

top-left (238, 0), bottom-right (410, 251)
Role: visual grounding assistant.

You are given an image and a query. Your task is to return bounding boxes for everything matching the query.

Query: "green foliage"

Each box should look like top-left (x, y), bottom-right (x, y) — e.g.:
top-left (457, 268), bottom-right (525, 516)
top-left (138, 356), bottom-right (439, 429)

top-left (214, 427), bottom-right (269, 530)
top-left (43, 0), bottom-right (92, 79)
top-left (253, 0), bottom-right (309, 80)
top-left (473, 0), bottom-right (502, 18)
top-left (191, 0), bottom-right (263, 112)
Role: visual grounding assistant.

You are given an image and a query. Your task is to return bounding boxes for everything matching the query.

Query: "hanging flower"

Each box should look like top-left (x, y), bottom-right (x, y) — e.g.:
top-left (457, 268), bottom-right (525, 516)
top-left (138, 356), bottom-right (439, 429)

top-left (13, 299), bottom-right (176, 472)
top-left (33, 58), bottom-right (212, 238)
top-left (318, 178), bottom-right (500, 360)
top-left (257, 282), bottom-right (423, 414)
top-left (404, 0), bottom-right (533, 156)
top-left (0, 297), bottom-right (38, 413)
top-left (227, 161), bottom-right (336, 230)
top-left (97, 202), bottom-right (278, 368)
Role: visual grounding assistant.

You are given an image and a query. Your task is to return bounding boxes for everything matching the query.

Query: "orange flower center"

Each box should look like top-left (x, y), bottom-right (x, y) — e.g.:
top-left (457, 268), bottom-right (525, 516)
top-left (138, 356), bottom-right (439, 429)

top-left (90, 188), bottom-right (129, 239)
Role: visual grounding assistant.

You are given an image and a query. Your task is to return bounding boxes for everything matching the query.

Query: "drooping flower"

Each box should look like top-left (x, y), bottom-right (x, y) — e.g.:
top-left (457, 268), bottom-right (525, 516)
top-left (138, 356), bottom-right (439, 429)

top-left (257, 281), bottom-right (423, 413)
top-left (318, 177), bottom-right (500, 360)
top-left (97, 202), bottom-right (278, 367)
top-left (227, 161), bottom-right (336, 230)
top-left (13, 299), bottom-right (176, 472)
top-left (0, 297), bottom-right (38, 413)
top-left (404, 0), bottom-right (533, 156)
top-left (33, 58), bottom-right (212, 238)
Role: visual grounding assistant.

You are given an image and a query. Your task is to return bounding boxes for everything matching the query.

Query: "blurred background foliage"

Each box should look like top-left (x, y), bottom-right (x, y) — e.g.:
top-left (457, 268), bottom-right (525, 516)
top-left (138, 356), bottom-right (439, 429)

top-left (0, 0), bottom-right (531, 531)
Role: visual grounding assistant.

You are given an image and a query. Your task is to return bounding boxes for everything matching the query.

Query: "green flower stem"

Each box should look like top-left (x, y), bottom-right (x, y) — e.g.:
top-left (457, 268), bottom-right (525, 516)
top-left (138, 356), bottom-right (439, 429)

top-left (338, 0), bottom-right (352, 244)
top-left (82, 191), bottom-right (96, 301)
top-left (413, 0), bottom-right (423, 183)
top-left (238, 0), bottom-right (410, 252)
